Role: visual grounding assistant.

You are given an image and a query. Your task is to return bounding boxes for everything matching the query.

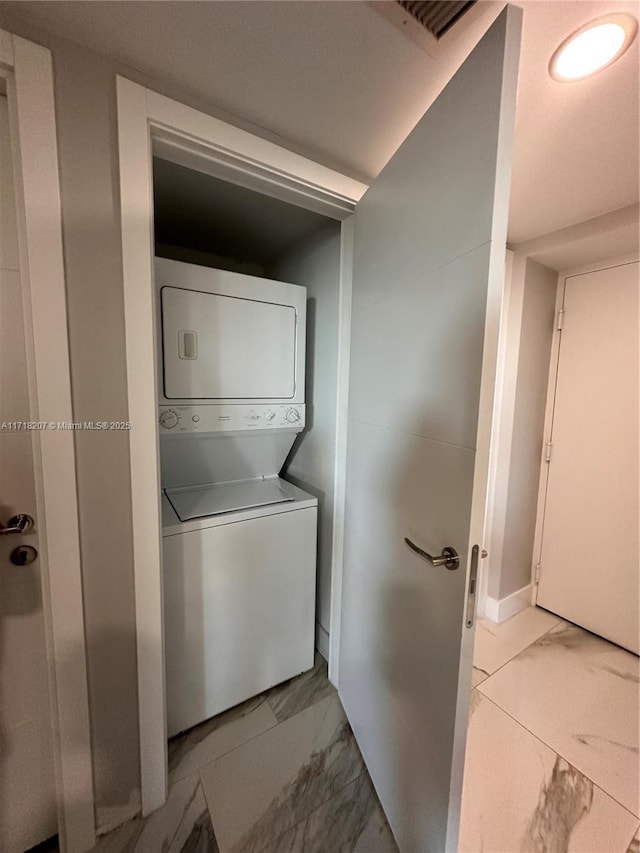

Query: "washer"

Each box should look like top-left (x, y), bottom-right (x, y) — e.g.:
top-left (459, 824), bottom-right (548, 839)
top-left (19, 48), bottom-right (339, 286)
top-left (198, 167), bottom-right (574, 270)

top-left (155, 259), bottom-right (317, 737)
top-left (162, 478), bottom-right (316, 737)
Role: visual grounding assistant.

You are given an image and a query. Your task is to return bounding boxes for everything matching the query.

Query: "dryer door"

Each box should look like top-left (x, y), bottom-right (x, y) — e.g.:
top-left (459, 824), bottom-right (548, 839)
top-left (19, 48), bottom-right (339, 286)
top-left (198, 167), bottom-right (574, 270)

top-left (161, 286), bottom-right (297, 400)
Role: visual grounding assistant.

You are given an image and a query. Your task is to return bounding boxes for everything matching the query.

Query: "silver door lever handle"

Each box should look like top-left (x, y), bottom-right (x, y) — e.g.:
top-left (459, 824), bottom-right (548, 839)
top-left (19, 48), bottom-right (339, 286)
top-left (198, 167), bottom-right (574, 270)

top-left (404, 537), bottom-right (459, 570)
top-left (0, 514), bottom-right (34, 535)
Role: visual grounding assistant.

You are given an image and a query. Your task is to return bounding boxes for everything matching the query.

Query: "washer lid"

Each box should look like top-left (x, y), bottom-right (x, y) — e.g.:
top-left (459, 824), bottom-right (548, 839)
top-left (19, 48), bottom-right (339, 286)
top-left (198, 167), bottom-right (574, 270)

top-left (165, 478), bottom-right (294, 521)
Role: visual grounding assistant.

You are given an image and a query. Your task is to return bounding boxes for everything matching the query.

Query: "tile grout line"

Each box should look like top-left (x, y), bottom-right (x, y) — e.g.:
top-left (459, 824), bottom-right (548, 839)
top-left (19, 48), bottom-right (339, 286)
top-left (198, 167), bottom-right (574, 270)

top-left (178, 680), bottom-right (336, 781)
top-left (472, 615), bottom-right (639, 820)
top-left (171, 705), bottom-right (279, 784)
top-left (252, 767), bottom-right (372, 853)
top-left (475, 616), bottom-right (564, 688)
top-left (623, 821), bottom-right (640, 851)
top-left (474, 616), bottom-right (639, 818)
top-left (170, 779), bottom-right (204, 852)
top-left (197, 688), bottom-right (347, 848)
top-left (199, 744), bottom-right (367, 853)
top-left (476, 690), bottom-right (639, 821)
top-left (198, 767), bottom-right (224, 853)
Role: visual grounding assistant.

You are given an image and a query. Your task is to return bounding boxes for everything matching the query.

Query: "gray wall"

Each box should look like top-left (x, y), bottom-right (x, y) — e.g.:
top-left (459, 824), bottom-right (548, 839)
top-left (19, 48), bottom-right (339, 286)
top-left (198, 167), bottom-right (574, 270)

top-left (273, 224), bottom-right (342, 640)
top-left (37, 37), bottom-right (139, 833)
top-left (156, 242), bottom-right (267, 278)
top-left (0, 8), bottom-right (345, 832)
top-left (499, 258), bottom-right (556, 599)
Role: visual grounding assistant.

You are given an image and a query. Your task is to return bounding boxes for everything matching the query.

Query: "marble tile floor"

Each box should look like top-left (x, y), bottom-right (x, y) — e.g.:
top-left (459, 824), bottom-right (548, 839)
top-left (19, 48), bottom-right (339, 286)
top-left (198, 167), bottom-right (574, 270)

top-left (461, 606), bottom-right (640, 853)
top-left (88, 607), bottom-right (639, 853)
top-left (90, 653), bottom-right (398, 853)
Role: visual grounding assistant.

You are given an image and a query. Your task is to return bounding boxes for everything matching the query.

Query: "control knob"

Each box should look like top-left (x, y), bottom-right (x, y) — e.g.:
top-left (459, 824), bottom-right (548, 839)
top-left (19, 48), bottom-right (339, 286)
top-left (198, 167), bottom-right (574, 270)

top-left (159, 410), bottom-right (179, 429)
top-left (285, 408), bottom-right (301, 424)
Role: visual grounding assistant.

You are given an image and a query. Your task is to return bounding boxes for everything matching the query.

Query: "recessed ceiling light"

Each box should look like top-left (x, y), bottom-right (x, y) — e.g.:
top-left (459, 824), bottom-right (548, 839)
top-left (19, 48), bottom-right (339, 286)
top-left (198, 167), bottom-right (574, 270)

top-left (549, 14), bottom-right (638, 81)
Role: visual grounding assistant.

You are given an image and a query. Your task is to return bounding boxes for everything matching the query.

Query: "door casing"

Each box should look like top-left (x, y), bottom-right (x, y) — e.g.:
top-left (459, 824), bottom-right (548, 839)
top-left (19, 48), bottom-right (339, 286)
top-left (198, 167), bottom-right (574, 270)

top-left (116, 76), bottom-right (368, 815)
top-left (0, 28), bottom-right (95, 853)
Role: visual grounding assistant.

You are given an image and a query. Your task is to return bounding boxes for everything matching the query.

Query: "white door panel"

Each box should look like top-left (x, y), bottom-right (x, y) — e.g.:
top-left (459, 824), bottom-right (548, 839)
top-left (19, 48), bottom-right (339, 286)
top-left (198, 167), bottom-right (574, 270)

top-left (351, 70), bottom-right (506, 317)
top-left (343, 420), bottom-right (475, 552)
top-left (338, 9), bottom-right (521, 851)
top-left (342, 419), bottom-right (476, 718)
top-left (0, 95), bottom-right (56, 852)
top-left (537, 260), bottom-right (639, 653)
top-left (348, 243), bottom-right (493, 449)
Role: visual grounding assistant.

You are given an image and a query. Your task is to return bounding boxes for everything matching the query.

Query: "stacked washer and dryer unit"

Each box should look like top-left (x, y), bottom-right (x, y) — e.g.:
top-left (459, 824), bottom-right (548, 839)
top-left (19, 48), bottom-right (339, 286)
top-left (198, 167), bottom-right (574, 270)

top-left (156, 257), bottom-right (317, 738)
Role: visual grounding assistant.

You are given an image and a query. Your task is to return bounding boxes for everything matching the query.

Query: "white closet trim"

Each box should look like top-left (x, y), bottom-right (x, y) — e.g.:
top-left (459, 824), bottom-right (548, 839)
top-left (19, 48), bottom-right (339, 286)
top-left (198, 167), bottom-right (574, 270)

top-left (116, 75), bottom-right (367, 815)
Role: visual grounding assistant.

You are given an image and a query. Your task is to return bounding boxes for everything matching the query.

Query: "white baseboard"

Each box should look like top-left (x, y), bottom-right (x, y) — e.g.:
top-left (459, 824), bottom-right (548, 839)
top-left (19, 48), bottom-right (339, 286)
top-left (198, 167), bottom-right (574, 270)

top-left (484, 583), bottom-right (532, 624)
top-left (315, 622), bottom-right (330, 661)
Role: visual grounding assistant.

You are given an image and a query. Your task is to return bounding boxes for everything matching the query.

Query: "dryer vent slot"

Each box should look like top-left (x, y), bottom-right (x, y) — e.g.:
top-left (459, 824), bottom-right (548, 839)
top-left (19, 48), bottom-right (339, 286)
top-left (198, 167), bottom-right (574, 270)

top-left (396, 0), bottom-right (475, 39)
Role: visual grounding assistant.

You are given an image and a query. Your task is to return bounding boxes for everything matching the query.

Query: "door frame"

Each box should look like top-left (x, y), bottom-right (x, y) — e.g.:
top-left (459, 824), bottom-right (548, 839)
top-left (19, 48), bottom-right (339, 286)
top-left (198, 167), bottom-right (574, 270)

top-left (115, 76), bottom-right (368, 814)
top-left (0, 30), bottom-right (95, 853)
top-left (530, 252), bottom-right (640, 601)
top-left (478, 248), bottom-right (516, 617)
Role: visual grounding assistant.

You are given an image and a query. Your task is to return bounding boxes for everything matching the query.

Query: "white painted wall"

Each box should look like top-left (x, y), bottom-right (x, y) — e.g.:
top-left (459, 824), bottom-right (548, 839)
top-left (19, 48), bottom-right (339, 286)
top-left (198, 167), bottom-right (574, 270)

top-left (513, 204), bottom-right (639, 273)
top-left (499, 258), bottom-right (557, 599)
top-left (273, 224), bottom-right (342, 654)
top-left (155, 242), bottom-right (266, 278)
top-left (25, 34), bottom-right (141, 833)
top-left (484, 252), bottom-right (525, 603)
top-left (485, 206), bottom-right (639, 620)
top-left (484, 256), bottom-right (556, 618)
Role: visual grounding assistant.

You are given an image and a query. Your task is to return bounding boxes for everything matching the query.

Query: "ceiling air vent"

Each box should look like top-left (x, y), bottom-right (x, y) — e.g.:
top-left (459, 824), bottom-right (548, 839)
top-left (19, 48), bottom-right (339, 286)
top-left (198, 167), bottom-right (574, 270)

top-left (396, 1), bottom-right (476, 40)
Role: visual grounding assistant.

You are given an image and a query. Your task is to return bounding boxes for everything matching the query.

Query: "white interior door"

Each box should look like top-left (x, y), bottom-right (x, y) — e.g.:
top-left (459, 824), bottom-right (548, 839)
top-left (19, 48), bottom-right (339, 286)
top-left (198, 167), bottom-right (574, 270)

top-left (338, 9), bottom-right (521, 851)
top-left (0, 94), bottom-right (57, 852)
top-left (536, 259), bottom-right (639, 654)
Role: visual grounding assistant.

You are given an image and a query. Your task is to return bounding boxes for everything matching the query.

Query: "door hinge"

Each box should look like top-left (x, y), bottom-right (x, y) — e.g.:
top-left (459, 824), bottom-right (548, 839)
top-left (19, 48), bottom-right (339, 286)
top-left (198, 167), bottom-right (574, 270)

top-left (545, 440), bottom-right (553, 463)
top-left (535, 562), bottom-right (541, 584)
top-left (557, 308), bottom-right (565, 331)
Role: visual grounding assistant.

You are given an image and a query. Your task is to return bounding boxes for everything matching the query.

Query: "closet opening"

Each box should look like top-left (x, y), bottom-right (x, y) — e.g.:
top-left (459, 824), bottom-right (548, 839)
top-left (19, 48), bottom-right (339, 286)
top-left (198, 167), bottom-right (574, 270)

top-left (152, 154), bottom-right (343, 742)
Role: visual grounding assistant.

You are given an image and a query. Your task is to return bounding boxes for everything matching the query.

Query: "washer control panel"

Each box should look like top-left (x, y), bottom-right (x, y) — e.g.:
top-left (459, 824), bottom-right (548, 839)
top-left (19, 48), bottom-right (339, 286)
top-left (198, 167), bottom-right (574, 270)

top-left (158, 403), bottom-right (305, 434)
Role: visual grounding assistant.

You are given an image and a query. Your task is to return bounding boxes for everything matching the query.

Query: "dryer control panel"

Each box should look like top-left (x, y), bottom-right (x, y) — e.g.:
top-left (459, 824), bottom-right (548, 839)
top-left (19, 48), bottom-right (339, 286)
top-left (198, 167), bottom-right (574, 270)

top-left (158, 403), bottom-right (305, 434)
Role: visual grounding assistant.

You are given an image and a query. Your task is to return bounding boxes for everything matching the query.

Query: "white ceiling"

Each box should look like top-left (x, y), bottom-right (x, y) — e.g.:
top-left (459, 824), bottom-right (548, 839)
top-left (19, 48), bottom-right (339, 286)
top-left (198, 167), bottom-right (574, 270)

top-left (1, 0), bottom-right (638, 244)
